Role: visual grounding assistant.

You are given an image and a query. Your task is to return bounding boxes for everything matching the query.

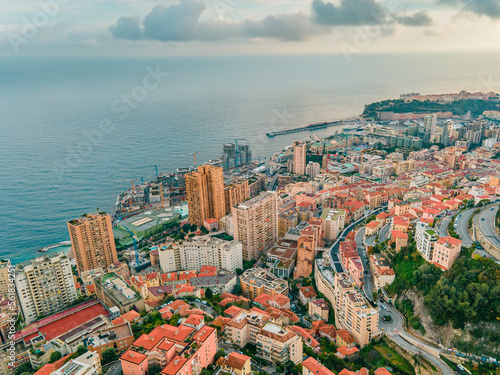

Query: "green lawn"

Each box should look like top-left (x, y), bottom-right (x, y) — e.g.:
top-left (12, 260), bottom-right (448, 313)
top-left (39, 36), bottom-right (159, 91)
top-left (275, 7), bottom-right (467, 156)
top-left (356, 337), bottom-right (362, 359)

top-left (373, 343), bottom-right (415, 375)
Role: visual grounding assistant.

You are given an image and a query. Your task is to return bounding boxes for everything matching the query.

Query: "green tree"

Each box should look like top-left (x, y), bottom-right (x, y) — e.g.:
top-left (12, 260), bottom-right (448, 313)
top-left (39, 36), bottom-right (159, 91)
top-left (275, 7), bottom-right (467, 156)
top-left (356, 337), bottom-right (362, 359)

top-left (76, 345), bottom-right (88, 356)
top-left (49, 351), bottom-right (62, 363)
top-left (236, 268), bottom-right (243, 276)
top-left (205, 287), bottom-right (213, 301)
top-left (101, 348), bottom-right (118, 364)
top-left (149, 365), bottom-right (162, 375)
top-left (214, 348), bottom-right (225, 362)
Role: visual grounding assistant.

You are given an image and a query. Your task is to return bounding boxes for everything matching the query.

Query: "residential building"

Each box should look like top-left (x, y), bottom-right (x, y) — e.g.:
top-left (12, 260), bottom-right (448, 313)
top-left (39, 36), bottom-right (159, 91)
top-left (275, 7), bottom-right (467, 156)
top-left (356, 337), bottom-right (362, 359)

top-left (293, 141), bottom-right (307, 175)
top-left (86, 322), bottom-right (134, 358)
top-left (159, 236), bottom-right (243, 273)
top-left (390, 230), bottom-right (408, 252)
top-left (225, 179), bottom-right (250, 214)
top-left (107, 262), bottom-right (130, 281)
top-left (298, 286), bottom-right (317, 305)
top-left (67, 213), bottom-right (118, 275)
top-left (302, 357), bottom-right (335, 375)
top-left (185, 165), bottom-right (225, 226)
top-left (415, 222), bottom-right (438, 262)
top-left (52, 351), bottom-right (102, 375)
top-left (189, 274), bottom-right (238, 294)
top-left (321, 209), bottom-right (346, 241)
top-left (308, 299), bottom-right (329, 321)
top-left (217, 352), bottom-right (251, 375)
top-left (369, 255), bottom-right (395, 291)
top-left (333, 273), bottom-right (379, 347)
top-left (0, 260), bottom-right (12, 300)
top-left (256, 323), bottom-right (302, 364)
top-left (266, 240), bottom-right (297, 279)
top-left (94, 273), bottom-right (145, 314)
top-left (306, 162), bottom-right (321, 179)
top-left (15, 252), bottom-right (77, 324)
top-left (233, 191), bottom-right (278, 261)
top-left (432, 236), bottom-right (462, 270)
top-left (240, 269), bottom-right (288, 299)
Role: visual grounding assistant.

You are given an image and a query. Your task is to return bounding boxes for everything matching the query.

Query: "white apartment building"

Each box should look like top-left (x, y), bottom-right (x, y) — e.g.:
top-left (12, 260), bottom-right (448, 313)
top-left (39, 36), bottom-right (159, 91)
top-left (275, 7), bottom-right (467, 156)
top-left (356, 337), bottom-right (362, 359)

top-left (53, 351), bottom-right (102, 375)
top-left (15, 252), bottom-right (77, 324)
top-left (321, 209), bottom-right (346, 241)
top-left (159, 236), bottom-right (243, 273)
top-left (415, 222), bottom-right (438, 262)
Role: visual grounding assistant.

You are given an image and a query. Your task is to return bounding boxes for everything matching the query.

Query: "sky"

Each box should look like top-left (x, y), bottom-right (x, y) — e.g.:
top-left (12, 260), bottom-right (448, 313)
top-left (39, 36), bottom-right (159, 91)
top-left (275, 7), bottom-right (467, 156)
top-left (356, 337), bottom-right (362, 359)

top-left (1, 0), bottom-right (500, 56)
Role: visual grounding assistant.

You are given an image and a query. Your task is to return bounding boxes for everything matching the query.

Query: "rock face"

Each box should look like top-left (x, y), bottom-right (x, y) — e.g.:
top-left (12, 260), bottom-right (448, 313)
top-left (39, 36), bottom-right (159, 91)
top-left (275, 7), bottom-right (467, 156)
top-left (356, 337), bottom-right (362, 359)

top-left (402, 289), bottom-right (457, 346)
top-left (401, 289), bottom-right (500, 356)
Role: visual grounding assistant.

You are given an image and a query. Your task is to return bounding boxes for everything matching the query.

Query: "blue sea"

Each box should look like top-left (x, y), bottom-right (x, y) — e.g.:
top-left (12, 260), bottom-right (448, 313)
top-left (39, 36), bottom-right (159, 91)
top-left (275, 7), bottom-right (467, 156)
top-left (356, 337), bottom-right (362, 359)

top-left (1, 53), bottom-right (499, 263)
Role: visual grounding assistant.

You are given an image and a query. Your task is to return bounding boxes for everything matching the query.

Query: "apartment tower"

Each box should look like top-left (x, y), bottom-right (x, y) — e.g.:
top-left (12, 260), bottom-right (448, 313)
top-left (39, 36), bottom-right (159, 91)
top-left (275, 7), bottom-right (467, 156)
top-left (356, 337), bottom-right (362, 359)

top-left (293, 141), bottom-right (307, 175)
top-left (232, 191), bottom-right (278, 261)
top-left (15, 252), bottom-right (77, 324)
top-left (185, 165), bottom-right (225, 226)
top-left (68, 213), bottom-right (118, 275)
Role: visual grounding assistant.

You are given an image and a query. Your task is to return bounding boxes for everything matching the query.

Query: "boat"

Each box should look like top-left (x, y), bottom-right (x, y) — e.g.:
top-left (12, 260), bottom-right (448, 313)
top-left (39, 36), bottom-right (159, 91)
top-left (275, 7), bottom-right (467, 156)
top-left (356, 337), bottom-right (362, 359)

top-left (342, 124), bottom-right (362, 131)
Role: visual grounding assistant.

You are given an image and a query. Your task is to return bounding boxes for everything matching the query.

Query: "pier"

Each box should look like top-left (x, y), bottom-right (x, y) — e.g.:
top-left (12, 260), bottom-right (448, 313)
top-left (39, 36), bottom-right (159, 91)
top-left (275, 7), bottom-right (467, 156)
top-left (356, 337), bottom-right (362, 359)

top-left (266, 120), bottom-right (344, 137)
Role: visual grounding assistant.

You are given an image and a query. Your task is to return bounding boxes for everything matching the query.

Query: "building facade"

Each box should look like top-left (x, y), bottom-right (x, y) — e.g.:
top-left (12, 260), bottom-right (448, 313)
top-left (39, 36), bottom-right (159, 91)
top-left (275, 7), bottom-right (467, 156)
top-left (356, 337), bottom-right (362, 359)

top-left (15, 252), bottom-right (77, 324)
top-left (67, 213), bottom-right (118, 275)
top-left (185, 165), bottom-right (225, 226)
top-left (233, 191), bottom-right (278, 261)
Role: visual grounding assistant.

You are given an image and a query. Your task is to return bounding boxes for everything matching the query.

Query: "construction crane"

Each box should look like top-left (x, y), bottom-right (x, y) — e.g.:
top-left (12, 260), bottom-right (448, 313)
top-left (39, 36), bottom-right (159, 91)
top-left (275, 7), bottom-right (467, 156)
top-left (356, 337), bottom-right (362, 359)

top-left (234, 138), bottom-right (247, 173)
top-left (173, 152), bottom-right (200, 167)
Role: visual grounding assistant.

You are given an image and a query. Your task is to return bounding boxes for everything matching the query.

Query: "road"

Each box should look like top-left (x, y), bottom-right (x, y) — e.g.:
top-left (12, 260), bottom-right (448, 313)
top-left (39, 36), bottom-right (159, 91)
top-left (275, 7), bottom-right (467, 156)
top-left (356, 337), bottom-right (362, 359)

top-left (355, 227), bottom-right (373, 300)
top-left (455, 208), bottom-right (475, 247)
top-left (378, 304), bottom-right (454, 375)
top-left (475, 205), bottom-right (500, 260)
top-left (438, 216), bottom-right (451, 238)
top-left (379, 222), bottom-right (391, 242)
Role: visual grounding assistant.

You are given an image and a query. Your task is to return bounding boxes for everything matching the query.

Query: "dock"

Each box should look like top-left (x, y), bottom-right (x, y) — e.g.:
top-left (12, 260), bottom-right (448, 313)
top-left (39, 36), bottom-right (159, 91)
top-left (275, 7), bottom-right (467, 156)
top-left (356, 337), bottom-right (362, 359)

top-left (266, 120), bottom-right (344, 137)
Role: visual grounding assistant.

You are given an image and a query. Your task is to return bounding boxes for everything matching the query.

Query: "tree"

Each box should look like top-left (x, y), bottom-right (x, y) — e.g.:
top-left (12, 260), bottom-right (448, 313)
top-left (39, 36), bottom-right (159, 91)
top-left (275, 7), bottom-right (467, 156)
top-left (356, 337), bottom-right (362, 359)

top-left (149, 365), bottom-right (162, 375)
top-left (236, 268), bottom-right (243, 276)
top-left (214, 348), bottom-right (225, 362)
top-left (101, 347), bottom-right (118, 364)
top-left (49, 351), bottom-right (62, 363)
top-left (76, 345), bottom-right (88, 356)
top-left (205, 288), bottom-right (213, 301)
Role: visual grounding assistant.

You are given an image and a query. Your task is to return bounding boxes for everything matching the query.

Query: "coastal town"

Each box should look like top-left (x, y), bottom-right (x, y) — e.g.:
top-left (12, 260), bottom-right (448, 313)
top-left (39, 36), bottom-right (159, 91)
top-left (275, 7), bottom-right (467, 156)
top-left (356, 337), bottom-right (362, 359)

top-left (2, 91), bottom-right (500, 375)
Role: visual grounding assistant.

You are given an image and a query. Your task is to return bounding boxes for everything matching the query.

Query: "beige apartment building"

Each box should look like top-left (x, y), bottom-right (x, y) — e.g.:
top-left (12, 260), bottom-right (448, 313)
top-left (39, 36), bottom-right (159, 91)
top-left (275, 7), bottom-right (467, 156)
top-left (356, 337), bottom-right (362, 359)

top-left (15, 252), bottom-right (78, 324)
top-left (185, 165), bottom-right (225, 226)
top-left (225, 179), bottom-right (250, 214)
top-left (333, 273), bottom-right (379, 347)
top-left (0, 260), bottom-right (12, 300)
top-left (225, 309), bottom-right (302, 364)
top-left (233, 191), bottom-right (278, 261)
top-left (240, 268), bottom-right (288, 299)
top-left (67, 213), bottom-right (118, 275)
top-left (293, 141), bottom-right (307, 175)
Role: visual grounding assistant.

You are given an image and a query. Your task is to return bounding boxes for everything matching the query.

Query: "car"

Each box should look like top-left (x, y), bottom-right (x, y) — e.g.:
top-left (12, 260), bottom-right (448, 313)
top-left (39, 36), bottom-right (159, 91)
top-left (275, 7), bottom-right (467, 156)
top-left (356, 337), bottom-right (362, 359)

top-left (481, 218), bottom-right (485, 221)
top-left (491, 207), bottom-right (495, 211)
top-left (380, 304), bottom-right (387, 310)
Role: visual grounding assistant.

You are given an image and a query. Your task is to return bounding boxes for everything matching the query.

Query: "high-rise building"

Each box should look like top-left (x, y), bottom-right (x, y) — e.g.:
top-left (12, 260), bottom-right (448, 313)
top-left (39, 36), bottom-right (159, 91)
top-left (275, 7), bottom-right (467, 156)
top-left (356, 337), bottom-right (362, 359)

top-left (15, 252), bottom-right (77, 324)
top-left (224, 179), bottom-right (250, 214)
top-left (293, 141), bottom-right (307, 175)
top-left (442, 120), bottom-right (452, 146)
top-left (233, 191), bottom-right (278, 261)
top-left (185, 165), bottom-right (225, 226)
top-left (305, 161), bottom-right (321, 179)
top-left (424, 114), bottom-right (437, 134)
top-left (68, 213), bottom-right (119, 275)
top-left (0, 260), bottom-right (12, 300)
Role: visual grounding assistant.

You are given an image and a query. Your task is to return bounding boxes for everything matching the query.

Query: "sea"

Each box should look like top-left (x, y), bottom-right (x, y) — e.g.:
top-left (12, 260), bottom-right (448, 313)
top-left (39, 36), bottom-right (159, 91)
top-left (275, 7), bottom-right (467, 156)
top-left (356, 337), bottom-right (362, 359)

top-left (1, 52), bottom-right (499, 263)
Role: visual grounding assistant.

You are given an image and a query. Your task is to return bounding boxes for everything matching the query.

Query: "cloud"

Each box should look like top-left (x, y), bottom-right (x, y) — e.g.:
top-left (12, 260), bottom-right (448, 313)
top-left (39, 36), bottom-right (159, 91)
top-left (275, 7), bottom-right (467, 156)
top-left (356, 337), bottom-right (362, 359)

top-left (110, 0), bottom-right (320, 42)
top-left (396, 11), bottom-right (434, 26)
top-left (109, 0), bottom-right (434, 43)
top-left (311, 0), bottom-right (387, 26)
top-left (438, 0), bottom-right (500, 18)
